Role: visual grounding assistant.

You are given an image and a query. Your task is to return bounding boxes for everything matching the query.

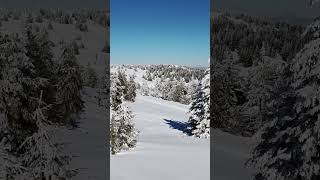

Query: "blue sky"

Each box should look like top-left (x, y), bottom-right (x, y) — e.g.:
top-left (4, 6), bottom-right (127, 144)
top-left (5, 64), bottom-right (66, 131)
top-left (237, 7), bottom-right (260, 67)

top-left (110, 0), bottom-right (210, 66)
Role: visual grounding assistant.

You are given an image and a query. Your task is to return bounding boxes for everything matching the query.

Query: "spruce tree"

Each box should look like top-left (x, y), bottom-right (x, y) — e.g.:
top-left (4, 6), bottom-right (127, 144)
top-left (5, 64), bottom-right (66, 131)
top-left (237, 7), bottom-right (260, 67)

top-left (110, 73), bottom-right (138, 154)
top-left (0, 33), bottom-right (40, 147)
top-left (188, 69), bottom-right (210, 138)
top-left (55, 44), bottom-right (84, 126)
top-left (125, 76), bottom-right (137, 102)
top-left (248, 38), bottom-right (320, 180)
top-left (24, 25), bottom-right (57, 122)
top-left (17, 91), bottom-right (73, 179)
top-left (188, 82), bottom-right (205, 135)
top-left (211, 50), bottom-right (245, 134)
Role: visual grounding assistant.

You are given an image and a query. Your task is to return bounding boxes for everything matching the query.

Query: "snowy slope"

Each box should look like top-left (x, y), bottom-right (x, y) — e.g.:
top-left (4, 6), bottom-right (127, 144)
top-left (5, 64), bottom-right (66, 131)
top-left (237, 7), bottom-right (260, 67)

top-left (212, 130), bottom-right (257, 180)
top-left (47, 20), bottom-right (108, 76)
top-left (110, 65), bottom-right (156, 92)
top-left (56, 87), bottom-right (108, 180)
top-left (1, 16), bottom-right (109, 77)
top-left (111, 95), bottom-right (210, 180)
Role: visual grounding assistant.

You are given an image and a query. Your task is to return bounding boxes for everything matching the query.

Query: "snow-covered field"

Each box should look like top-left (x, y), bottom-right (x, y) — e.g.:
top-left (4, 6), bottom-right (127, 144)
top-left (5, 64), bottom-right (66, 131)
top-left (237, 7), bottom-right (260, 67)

top-left (56, 88), bottom-right (108, 179)
top-left (111, 95), bottom-right (210, 180)
top-left (212, 130), bottom-right (256, 180)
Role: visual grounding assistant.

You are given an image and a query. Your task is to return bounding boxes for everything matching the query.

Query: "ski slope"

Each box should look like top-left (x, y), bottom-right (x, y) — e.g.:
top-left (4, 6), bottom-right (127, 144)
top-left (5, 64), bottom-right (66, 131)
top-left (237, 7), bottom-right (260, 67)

top-left (111, 95), bottom-right (210, 180)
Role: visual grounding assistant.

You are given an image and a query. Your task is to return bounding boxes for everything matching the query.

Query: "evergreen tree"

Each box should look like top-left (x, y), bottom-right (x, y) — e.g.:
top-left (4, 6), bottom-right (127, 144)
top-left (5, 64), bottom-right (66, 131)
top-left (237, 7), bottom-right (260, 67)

top-left (211, 50), bottom-right (245, 135)
top-left (16, 91), bottom-right (73, 179)
top-left (245, 57), bottom-right (288, 135)
top-left (0, 33), bottom-right (40, 148)
top-left (24, 25), bottom-right (57, 115)
top-left (170, 80), bottom-right (187, 104)
top-left (55, 44), bottom-right (84, 126)
top-left (125, 76), bottom-right (137, 102)
top-left (188, 82), bottom-right (205, 135)
top-left (188, 69), bottom-right (210, 138)
top-left (110, 73), bottom-right (138, 154)
top-left (24, 24), bottom-right (55, 78)
top-left (248, 38), bottom-right (320, 180)
top-left (186, 78), bottom-right (199, 104)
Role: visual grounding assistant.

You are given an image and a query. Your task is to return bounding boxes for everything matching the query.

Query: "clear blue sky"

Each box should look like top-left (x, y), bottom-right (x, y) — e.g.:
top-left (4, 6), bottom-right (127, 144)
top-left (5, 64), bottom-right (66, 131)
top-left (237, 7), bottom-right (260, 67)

top-left (110, 0), bottom-right (210, 66)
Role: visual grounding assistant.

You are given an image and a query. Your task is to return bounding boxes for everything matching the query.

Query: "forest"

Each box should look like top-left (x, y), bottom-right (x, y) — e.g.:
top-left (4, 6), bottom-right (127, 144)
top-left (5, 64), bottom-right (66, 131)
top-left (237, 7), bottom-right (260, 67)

top-left (211, 11), bottom-right (320, 180)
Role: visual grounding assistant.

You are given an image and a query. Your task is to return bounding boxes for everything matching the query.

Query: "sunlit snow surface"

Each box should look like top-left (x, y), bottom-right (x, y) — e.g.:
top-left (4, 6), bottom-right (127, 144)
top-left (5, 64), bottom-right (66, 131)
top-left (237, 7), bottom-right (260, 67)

top-left (111, 95), bottom-right (210, 180)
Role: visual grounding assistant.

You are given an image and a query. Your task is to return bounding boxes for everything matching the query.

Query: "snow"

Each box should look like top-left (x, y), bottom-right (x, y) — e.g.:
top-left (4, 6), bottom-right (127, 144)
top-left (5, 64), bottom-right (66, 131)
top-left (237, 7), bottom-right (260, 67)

top-left (111, 95), bottom-right (210, 180)
top-left (55, 87), bottom-right (108, 180)
top-left (212, 130), bottom-right (257, 180)
top-left (1, 15), bottom-right (109, 77)
top-left (111, 65), bottom-right (155, 91)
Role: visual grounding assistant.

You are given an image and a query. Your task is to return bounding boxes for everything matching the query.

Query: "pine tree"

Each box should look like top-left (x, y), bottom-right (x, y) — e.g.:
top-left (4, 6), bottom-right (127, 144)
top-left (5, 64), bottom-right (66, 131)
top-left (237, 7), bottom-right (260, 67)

top-left (211, 50), bottom-right (244, 134)
top-left (188, 82), bottom-right (205, 135)
top-left (110, 73), bottom-right (138, 154)
top-left (186, 78), bottom-right (199, 104)
top-left (110, 73), bottom-right (124, 110)
top-left (24, 25), bottom-right (57, 122)
top-left (248, 38), bottom-right (320, 180)
top-left (188, 69), bottom-right (210, 138)
top-left (55, 44), bottom-right (84, 126)
top-left (110, 104), bottom-right (138, 154)
top-left (24, 24), bottom-right (55, 77)
top-left (125, 76), bottom-right (137, 102)
top-left (245, 57), bottom-right (288, 135)
top-left (16, 91), bottom-right (73, 179)
top-left (0, 33), bottom-right (40, 147)
top-left (170, 80), bottom-right (187, 104)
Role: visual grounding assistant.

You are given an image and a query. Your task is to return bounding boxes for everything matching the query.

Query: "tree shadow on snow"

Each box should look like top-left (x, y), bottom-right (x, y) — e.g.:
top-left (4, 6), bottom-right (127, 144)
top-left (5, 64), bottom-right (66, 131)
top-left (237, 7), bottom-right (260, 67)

top-left (163, 119), bottom-right (192, 136)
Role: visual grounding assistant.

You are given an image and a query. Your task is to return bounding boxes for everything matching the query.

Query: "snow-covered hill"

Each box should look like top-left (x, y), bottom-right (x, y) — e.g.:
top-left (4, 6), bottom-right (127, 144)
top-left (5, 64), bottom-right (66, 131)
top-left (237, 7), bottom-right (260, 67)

top-left (110, 64), bottom-right (205, 105)
top-left (0, 10), bottom-right (109, 76)
top-left (111, 95), bottom-right (210, 180)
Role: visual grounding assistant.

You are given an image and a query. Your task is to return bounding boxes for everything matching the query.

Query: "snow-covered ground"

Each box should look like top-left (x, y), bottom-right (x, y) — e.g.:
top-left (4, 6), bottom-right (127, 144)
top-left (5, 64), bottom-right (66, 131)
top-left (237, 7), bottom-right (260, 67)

top-left (56, 88), bottom-right (108, 180)
top-left (212, 130), bottom-right (256, 180)
top-left (111, 95), bottom-right (210, 180)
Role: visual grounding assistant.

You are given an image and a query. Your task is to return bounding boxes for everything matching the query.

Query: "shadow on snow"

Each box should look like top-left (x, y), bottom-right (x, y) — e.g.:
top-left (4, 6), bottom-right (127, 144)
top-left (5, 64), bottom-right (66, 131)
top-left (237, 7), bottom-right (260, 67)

top-left (163, 119), bottom-right (192, 136)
